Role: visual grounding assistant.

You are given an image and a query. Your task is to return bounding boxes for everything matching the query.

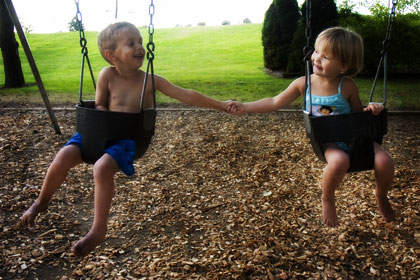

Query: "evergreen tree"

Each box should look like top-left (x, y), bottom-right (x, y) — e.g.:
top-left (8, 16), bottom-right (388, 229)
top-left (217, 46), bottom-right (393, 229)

top-left (68, 16), bottom-right (84, 32)
top-left (287, 0), bottom-right (338, 73)
top-left (262, 0), bottom-right (299, 72)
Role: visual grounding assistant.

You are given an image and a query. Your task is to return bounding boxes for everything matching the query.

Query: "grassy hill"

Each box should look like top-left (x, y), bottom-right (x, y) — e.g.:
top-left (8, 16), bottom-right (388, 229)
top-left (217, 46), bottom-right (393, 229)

top-left (0, 24), bottom-right (418, 109)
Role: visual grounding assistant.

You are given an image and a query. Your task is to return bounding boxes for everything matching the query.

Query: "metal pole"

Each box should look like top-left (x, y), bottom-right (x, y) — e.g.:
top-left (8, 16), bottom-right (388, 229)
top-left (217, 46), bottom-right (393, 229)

top-left (3, 0), bottom-right (61, 134)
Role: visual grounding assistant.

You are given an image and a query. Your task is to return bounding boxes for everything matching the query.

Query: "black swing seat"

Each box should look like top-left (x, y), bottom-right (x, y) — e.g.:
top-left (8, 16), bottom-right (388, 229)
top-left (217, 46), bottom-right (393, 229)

top-left (303, 109), bottom-right (387, 173)
top-left (76, 100), bottom-right (156, 164)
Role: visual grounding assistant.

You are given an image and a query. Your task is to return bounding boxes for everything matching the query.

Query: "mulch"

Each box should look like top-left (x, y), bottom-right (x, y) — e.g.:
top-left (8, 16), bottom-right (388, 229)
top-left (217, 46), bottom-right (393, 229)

top-left (0, 107), bottom-right (419, 279)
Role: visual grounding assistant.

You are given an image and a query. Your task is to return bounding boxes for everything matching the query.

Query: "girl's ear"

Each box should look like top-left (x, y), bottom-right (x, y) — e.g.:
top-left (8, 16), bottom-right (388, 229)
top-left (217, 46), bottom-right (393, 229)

top-left (340, 63), bottom-right (349, 74)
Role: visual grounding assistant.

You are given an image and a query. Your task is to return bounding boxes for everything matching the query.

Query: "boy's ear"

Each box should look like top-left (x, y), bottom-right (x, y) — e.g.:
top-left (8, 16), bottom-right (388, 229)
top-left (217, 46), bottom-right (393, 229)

top-left (104, 49), bottom-right (115, 62)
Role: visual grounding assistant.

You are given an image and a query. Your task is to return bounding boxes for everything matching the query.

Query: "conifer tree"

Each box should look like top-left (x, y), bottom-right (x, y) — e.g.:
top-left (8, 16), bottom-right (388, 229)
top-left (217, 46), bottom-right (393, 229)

top-left (262, 0), bottom-right (299, 72)
top-left (287, 0), bottom-right (338, 74)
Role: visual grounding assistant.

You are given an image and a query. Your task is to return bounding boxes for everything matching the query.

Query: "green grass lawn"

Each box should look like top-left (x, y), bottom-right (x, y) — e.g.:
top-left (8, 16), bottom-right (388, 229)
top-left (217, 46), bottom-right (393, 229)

top-left (0, 24), bottom-right (419, 110)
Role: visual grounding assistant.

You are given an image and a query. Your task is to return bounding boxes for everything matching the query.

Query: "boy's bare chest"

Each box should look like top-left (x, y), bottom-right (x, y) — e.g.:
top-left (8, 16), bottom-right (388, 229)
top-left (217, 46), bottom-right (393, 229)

top-left (108, 79), bottom-right (153, 112)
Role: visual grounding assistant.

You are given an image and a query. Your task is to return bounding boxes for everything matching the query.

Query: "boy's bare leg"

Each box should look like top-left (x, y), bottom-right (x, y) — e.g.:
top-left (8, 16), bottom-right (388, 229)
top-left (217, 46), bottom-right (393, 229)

top-left (322, 145), bottom-right (349, 227)
top-left (373, 143), bottom-right (395, 221)
top-left (72, 154), bottom-right (119, 257)
top-left (20, 145), bottom-right (82, 229)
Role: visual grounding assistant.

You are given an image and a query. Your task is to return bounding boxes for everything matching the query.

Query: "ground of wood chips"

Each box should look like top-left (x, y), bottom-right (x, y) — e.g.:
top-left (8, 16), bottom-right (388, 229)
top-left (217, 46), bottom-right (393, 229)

top-left (0, 107), bottom-right (419, 279)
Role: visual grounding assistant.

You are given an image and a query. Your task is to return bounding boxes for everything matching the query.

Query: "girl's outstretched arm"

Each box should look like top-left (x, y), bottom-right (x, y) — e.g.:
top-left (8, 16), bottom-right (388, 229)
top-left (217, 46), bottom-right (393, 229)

top-left (230, 77), bottom-right (305, 115)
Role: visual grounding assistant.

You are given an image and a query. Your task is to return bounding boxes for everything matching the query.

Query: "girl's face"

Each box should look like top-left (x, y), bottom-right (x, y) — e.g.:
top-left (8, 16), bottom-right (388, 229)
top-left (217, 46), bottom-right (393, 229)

top-left (311, 40), bottom-right (347, 78)
top-left (111, 27), bottom-right (145, 70)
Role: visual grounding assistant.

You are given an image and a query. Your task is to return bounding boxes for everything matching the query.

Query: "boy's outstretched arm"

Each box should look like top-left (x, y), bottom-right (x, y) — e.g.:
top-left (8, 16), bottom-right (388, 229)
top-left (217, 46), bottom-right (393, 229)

top-left (155, 75), bottom-right (229, 112)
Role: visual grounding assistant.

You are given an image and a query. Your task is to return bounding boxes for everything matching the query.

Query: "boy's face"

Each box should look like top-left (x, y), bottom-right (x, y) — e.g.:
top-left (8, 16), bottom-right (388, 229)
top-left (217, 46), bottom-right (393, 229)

top-left (312, 40), bottom-right (347, 78)
top-left (111, 27), bottom-right (145, 70)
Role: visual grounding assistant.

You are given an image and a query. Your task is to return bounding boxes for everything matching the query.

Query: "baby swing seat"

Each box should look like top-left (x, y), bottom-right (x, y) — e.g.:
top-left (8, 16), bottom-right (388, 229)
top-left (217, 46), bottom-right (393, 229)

top-left (76, 101), bottom-right (156, 164)
top-left (303, 109), bottom-right (387, 172)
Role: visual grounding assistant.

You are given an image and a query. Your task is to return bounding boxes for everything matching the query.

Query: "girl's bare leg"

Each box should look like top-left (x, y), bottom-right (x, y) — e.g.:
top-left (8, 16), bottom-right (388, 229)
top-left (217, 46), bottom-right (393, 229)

top-left (20, 145), bottom-right (82, 229)
top-left (322, 145), bottom-right (350, 227)
top-left (373, 143), bottom-right (395, 221)
top-left (72, 154), bottom-right (119, 257)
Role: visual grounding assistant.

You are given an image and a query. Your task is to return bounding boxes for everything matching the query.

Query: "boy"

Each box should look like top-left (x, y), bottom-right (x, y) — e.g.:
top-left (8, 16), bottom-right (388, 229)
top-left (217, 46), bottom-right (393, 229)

top-left (21, 22), bottom-right (229, 257)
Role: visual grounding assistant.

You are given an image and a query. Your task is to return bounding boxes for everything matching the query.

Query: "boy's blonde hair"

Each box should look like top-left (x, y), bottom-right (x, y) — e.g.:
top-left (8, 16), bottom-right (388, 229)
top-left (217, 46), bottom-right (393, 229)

top-left (97, 22), bottom-right (140, 64)
top-left (315, 27), bottom-right (364, 77)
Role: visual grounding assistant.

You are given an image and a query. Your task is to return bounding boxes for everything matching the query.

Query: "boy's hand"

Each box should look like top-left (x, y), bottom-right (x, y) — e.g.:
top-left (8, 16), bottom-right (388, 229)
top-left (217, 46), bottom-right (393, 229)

top-left (227, 101), bottom-right (244, 115)
top-left (220, 100), bottom-right (232, 113)
top-left (364, 102), bottom-right (384, 116)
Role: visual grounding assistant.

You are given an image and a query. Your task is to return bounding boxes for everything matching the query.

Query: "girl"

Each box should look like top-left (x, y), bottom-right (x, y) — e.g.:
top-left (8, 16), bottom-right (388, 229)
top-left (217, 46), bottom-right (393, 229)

top-left (228, 27), bottom-right (395, 227)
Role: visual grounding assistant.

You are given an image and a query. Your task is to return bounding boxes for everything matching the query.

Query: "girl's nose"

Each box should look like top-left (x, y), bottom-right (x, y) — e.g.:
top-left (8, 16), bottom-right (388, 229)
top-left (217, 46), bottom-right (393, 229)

top-left (312, 52), bottom-right (320, 63)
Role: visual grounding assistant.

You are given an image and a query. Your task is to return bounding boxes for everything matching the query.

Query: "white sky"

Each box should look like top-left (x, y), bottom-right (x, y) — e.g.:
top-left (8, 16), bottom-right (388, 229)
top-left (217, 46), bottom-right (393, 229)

top-left (11, 0), bottom-right (276, 33)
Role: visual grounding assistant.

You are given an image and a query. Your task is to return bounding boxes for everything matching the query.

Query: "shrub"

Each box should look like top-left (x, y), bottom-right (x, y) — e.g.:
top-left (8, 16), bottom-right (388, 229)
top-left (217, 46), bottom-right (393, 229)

top-left (286, 0), bottom-right (339, 74)
top-left (262, 0), bottom-right (299, 72)
top-left (243, 18), bottom-right (252, 24)
top-left (340, 12), bottom-right (420, 76)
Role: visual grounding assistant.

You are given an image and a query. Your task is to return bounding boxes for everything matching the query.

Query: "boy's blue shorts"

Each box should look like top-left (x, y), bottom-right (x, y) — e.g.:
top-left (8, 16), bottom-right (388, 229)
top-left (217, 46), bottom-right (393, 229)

top-left (65, 133), bottom-right (136, 176)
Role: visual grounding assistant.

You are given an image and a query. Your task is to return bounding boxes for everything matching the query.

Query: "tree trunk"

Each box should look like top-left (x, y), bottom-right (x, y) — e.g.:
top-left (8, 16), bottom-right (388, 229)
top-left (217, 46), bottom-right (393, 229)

top-left (0, 0), bottom-right (25, 88)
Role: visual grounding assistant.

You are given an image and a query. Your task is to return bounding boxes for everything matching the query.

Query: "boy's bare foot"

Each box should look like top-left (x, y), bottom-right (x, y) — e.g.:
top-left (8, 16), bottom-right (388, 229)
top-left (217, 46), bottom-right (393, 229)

top-left (20, 201), bottom-right (48, 230)
top-left (376, 194), bottom-right (395, 222)
top-left (322, 198), bottom-right (339, 227)
top-left (71, 230), bottom-right (106, 257)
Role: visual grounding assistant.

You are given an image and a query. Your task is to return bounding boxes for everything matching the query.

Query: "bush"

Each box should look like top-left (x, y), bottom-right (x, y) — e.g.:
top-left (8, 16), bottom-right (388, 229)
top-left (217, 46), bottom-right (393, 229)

top-left (340, 12), bottom-right (420, 76)
top-left (243, 18), bottom-right (252, 24)
top-left (287, 0), bottom-right (339, 74)
top-left (262, 0), bottom-right (299, 72)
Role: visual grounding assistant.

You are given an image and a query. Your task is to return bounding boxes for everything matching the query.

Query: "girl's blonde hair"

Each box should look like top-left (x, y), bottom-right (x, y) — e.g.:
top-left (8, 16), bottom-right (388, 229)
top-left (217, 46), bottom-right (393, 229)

top-left (97, 22), bottom-right (140, 64)
top-left (315, 27), bottom-right (364, 77)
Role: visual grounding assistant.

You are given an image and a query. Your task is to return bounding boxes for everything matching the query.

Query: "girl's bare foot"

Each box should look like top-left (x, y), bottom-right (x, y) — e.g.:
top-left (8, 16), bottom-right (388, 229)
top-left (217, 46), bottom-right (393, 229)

top-left (376, 194), bottom-right (395, 222)
top-left (20, 201), bottom-right (48, 230)
top-left (71, 230), bottom-right (106, 257)
top-left (322, 198), bottom-right (339, 227)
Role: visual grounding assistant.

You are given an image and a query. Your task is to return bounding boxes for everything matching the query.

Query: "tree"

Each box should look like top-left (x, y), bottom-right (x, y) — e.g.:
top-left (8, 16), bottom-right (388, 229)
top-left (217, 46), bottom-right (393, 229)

top-left (360, 0), bottom-right (419, 16)
top-left (243, 17), bottom-right (252, 24)
top-left (68, 16), bottom-right (84, 32)
top-left (262, 0), bottom-right (300, 72)
top-left (287, 0), bottom-right (339, 73)
top-left (0, 0), bottom-right (25, 88)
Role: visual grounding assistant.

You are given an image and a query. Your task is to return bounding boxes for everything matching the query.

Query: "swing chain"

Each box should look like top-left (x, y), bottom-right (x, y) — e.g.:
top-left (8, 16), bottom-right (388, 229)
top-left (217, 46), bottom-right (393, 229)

top-left (74, 0), bottom-right (88, 56)
top-left (147, 0), bottom-right (155, 61)
top-left (381, 0), bottom-right (398, 56)
top-left (74, 0), bottom-right (96, 104)
top-left (303, 0), bottom-right (312, 62)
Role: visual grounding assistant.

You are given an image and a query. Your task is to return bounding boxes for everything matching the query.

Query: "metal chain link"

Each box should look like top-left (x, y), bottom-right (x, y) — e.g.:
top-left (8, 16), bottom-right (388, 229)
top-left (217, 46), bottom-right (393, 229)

top-left (303, 0), bottom-right (312, 62)
top-left (368, 0), bottom-right (398, 104)
top-left (74, 0), bottom-right (88, 56)
top-left (303, 0), bottom-right (313, 113)
top-left (381, 0), bottom-right (398, 56)
top-left (74, 0), bottom-right (96, 103)
top-left (147, 0), bottom-right (155, 61)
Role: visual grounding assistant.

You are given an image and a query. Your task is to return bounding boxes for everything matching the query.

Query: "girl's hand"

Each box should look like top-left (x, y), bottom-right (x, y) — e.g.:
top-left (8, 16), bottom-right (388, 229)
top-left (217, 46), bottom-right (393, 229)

top-left (227, 101), bottom-right (244, 115)
top-left (365, 102), bottom-right (384, 116)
